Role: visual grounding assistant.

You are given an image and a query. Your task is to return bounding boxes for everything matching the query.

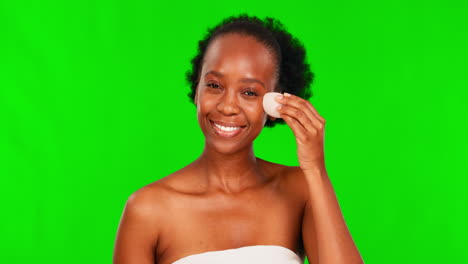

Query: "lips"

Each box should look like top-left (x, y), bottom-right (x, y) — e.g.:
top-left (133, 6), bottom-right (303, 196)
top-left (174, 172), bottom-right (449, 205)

top-left (209, 120), bottom-right (246, 138)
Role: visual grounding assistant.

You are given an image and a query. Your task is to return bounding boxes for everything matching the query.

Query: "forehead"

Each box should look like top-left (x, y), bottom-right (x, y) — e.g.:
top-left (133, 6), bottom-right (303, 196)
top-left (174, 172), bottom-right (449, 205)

top-left (202, 34), bottom-right (277, 81)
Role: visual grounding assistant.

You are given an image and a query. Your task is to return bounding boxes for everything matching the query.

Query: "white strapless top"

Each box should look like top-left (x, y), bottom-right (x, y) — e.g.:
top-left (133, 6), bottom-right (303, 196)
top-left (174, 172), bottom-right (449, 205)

top-left (171, 245), bottom-right (303, 264)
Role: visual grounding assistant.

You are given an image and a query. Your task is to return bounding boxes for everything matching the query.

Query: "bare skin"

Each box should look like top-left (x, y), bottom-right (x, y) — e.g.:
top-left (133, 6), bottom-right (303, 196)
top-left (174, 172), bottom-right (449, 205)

top-left (114, 32), bottom-right (363, 264)
top-left (146, 159), bottom-right (310, 264)
top-left (114, 33), bottom-right (316, 264)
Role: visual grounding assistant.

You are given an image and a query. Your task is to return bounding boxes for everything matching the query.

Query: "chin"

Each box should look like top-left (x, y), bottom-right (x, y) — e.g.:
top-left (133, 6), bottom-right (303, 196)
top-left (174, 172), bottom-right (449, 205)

top-left (208, 140), bottom-right (249, 155)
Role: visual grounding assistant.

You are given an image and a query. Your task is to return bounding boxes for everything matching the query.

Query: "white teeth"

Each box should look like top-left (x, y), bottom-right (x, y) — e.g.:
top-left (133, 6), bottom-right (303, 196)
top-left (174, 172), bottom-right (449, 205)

top-left (214, 122), bottom-right (241, 132)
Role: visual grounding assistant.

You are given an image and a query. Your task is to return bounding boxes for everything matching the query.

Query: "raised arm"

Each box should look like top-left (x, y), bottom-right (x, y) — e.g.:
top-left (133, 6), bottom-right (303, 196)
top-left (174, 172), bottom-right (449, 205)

top-left (273, 93), bottom-right (363, 263)
top-left (300, 167), bottom-right (363, 264)
top-left (113, 187), bottom-right (160, 264)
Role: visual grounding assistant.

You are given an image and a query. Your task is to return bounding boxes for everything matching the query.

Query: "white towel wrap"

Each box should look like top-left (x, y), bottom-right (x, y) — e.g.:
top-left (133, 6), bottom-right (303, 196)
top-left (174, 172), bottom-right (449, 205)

top-left (171, 245), bottom-right (303, 264)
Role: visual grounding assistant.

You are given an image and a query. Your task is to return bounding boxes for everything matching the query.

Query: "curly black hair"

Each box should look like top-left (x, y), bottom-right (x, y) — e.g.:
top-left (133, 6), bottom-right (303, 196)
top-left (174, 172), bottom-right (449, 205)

top-left (185, 13), bottom-right (314, 128)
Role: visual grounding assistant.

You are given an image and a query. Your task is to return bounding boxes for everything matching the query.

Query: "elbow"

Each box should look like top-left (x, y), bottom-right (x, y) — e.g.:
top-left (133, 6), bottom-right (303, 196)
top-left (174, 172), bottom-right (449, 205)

top-left (353, 255), bottom-right (365, 264)
top-left (343, 253), bottom-right (364, 264)
top-left (350, 247), bottom-right (364, 264)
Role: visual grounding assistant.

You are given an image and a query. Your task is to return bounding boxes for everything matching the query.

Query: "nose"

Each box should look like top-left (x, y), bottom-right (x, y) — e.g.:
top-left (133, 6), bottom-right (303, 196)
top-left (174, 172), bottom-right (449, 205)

top-left (216, 89), bottom-right (240, 116)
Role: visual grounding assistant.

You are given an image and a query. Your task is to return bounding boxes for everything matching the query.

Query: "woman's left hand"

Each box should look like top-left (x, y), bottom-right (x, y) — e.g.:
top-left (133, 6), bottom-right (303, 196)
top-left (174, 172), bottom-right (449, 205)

top-left (275, 93), bottom-right (326, 173)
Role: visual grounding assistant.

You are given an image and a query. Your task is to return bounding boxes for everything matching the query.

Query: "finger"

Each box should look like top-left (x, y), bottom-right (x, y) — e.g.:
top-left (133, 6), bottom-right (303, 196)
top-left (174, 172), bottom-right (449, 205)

top-left (285, 92), bottom-right (325, 123)
top-left (278, 104), bottom-right (317, 134)
top-left (304, 101), bottom-right (325, 124)
top-left (281, 112), bottom-right (308, 142)
top-left (277, 93), bottom-right (323, 131)
top-left (277, 93), bottom-right (325, 127)
top-left (286, 93), bottom-right (325, 124)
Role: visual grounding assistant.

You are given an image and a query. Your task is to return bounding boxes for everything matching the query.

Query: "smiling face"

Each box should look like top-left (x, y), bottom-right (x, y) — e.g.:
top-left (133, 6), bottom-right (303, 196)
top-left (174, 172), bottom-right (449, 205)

top-left (194, 33), bottom-right (279, 154)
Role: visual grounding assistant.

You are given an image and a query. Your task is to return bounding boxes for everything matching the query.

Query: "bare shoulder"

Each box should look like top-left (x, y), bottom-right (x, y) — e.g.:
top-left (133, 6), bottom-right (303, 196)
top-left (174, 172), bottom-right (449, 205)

top-left (114, 180), bottom-right (173, 264)
top-left (275, 163), bottom-right (310, 205)
top-left (126, 182), bottom-right (165, 217)
top-left (258, 158), bottom-right (309, 204)
top-left (119, 181), bottom-right (171, 240)
top-left (286, 166), bottom-right (310, 198)
top-left (125, 172), bottom-right (184, 219)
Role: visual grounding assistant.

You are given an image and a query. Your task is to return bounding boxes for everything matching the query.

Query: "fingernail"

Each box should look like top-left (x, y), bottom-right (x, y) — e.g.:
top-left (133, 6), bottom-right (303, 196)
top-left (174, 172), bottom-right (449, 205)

top-left (276, 94), bottom-right (283, 100)
top-left (277, 105), bottom-right (283, 110)
top-left (284, 93), bottom-right (291, 97)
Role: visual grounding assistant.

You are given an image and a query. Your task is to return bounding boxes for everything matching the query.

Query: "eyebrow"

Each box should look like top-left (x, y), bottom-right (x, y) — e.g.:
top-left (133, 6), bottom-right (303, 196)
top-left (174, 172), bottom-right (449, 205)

top-left (204, 70), bottom-right (266, 89)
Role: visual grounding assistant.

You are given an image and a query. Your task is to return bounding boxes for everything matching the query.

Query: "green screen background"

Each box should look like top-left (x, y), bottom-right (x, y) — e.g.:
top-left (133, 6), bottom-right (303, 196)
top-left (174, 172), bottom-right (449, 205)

top-left (1, 0), bottom-right (467, 263)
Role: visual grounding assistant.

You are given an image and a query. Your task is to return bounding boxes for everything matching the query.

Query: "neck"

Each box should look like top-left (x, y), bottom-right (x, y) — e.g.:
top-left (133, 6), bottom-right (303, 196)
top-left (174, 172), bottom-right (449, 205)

top-left (194, 144), bottom-right (266, 194)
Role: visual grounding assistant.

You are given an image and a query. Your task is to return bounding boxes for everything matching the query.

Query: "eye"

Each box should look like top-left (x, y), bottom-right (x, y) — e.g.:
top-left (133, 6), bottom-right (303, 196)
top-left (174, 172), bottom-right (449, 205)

top-left (206, 83), bottom-right (221, 89)
top-left (243, 89), bottom-right (257, 97)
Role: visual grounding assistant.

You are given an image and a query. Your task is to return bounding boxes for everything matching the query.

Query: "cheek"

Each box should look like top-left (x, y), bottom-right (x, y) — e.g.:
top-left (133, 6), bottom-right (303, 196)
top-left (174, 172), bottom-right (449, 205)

top-left (246, 102), bottom-right (266, 122)
top-left (197, 93), bottom-right (215, 111)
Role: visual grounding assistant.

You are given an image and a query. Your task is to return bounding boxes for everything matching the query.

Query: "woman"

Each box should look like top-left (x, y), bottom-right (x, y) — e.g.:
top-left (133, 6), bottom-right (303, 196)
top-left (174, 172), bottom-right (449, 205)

top-left (113, 14), bottom-right (363, 264)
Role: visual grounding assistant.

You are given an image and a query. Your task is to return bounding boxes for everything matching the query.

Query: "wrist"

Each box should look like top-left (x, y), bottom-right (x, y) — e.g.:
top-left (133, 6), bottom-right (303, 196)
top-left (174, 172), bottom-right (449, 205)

top-left (302, 164), bottom-right (328, 182)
